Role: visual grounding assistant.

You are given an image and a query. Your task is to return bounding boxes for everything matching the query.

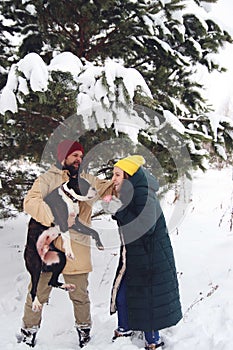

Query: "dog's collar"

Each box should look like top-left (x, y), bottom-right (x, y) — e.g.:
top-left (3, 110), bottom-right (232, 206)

top-left (60, 184), bottom-right (79, 203)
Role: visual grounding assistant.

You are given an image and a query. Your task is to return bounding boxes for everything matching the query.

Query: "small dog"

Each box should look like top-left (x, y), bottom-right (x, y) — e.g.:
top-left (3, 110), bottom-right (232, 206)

top-left (24, 177), bottom-right (104, 312)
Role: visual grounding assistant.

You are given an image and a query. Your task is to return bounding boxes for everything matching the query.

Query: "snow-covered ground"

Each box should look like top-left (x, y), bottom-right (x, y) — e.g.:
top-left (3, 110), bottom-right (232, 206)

top-left (0, 166), bottom-right (232, 350)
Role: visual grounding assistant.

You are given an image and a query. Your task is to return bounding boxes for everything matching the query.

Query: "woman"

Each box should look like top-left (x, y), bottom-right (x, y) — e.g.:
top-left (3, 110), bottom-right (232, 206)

top-left (102, 155), bottom-right (182, 350)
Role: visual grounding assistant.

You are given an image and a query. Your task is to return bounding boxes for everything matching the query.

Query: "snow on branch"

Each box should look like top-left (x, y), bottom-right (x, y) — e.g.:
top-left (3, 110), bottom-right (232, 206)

top-left (0, 52), bottom-right (153, 143)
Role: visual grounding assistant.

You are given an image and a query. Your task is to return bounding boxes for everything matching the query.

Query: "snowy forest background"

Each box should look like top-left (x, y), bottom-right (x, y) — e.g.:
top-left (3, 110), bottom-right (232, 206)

top-left (0, 0), bottom-right (233, 349)
top-left (0, 0), bottom-right (233, 220)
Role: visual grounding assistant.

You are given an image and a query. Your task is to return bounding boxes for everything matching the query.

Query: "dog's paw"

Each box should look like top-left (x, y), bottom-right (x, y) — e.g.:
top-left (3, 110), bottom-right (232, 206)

top-left (96, 242), bottom-right (104, 251)
top-left (32, 297), bottom-right (43, 312)
top-left (66, 250), bottom-right (75, 260)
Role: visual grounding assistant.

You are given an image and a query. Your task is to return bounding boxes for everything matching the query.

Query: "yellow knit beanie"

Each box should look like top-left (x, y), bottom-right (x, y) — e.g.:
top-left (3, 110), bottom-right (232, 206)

top-left (114, 155), bottom-right (145, 176)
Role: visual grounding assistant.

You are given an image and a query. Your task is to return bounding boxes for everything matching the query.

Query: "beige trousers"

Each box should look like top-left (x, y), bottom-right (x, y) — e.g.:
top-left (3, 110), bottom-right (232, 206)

top-left (22, 272), bottom-right (91, 329)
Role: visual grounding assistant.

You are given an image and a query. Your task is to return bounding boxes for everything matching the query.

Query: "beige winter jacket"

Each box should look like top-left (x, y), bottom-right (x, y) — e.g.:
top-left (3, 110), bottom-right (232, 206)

top-left (23, 164), bottom-right (114, 274)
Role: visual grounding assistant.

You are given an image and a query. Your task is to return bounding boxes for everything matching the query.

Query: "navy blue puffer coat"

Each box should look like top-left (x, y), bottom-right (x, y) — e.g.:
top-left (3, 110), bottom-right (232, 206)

top-left (110, 167), bottom-right (182, 331)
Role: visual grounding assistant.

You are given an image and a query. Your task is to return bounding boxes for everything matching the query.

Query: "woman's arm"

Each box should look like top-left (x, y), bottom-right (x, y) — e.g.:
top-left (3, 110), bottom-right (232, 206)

top-left (114, 185), bottom-right (162, 238)
top-left (81, 172), bottom-right (115, 198)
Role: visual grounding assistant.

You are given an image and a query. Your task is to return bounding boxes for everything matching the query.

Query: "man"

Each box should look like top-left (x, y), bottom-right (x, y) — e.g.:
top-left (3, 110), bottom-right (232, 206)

top-left (19, 139), bottom-right (114, 348)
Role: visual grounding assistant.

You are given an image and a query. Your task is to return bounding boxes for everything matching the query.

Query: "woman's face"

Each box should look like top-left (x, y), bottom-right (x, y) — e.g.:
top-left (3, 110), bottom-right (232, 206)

top-left (112, 166), bottom-right (124, 192)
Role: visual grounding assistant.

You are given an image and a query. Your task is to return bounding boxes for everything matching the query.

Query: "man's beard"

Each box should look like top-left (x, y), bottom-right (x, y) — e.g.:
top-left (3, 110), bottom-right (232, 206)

top-left (63, 163), bottom-right (80, 177)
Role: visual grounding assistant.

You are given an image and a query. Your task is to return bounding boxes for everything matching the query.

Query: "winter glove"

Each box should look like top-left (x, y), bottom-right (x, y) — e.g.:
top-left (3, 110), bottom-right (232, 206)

top-left (101, 195), bottom-right (123, 215)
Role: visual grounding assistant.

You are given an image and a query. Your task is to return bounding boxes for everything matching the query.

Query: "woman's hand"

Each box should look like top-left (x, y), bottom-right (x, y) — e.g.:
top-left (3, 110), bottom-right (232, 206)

top-left (101, 195), bottom-right (122, 214)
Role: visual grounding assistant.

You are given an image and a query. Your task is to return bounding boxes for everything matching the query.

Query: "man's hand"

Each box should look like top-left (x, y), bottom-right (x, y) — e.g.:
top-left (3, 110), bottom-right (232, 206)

top-left (68, 213), bottom-right (76, 227)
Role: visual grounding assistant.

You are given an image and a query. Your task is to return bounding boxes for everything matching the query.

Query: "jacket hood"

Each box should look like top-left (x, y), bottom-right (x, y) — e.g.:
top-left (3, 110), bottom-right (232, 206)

top-left (47, 163), bottom-right (63, 174)
top-left (49, 163), bottom-right (70, 177)
top-left (130, 167), bottom-right (159, 192)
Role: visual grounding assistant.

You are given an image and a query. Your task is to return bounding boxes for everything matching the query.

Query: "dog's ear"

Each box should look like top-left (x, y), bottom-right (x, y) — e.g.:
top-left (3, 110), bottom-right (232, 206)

top-left (86, 186), bottom-right (97, 200)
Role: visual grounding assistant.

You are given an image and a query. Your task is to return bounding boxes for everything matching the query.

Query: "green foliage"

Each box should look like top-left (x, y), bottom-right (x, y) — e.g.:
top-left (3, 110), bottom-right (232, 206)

top-left (0, 162), bottom-right (39, 219)
top-left (1, 110), bottom-right (56, 162)
top-left (16, 70), bottom-right (78, 117)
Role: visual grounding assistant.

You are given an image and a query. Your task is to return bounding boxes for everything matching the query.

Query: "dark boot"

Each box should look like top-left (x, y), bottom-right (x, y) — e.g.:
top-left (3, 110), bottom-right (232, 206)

top-left (17, 326), bottom-right (38, 347)
top-left (76, 326), bottom-right (91, 348)
top-left (112, 327), bottom-right (133, 342)
top-left (145, 340), bottom-right (165, 349)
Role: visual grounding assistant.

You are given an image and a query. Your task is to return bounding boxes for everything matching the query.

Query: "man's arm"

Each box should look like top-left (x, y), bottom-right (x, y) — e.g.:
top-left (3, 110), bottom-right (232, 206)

top-left (23, 177), bottom-right (55, 227)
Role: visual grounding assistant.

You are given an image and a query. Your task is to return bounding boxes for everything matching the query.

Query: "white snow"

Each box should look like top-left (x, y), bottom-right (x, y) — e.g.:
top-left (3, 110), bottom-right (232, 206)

top-left (0, 166), bottom-right (232, 349)
top-left (48, 52), bottom-right (83, 77)
top-left (162, 110), bottom-right (186, 134)
top-left (17, 53), bottom-right (48, 92)
top-left (0, 87), bottom-right (18, 114)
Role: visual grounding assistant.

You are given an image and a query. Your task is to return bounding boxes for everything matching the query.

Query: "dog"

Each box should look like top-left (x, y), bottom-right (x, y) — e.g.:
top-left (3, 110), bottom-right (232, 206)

top-left (24, 176), bottom-right (104, 312)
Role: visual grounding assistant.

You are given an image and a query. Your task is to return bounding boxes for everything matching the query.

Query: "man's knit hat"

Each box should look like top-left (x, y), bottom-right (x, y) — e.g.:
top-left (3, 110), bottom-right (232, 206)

top-left (114, 155), bottom-right (145, 176)
top-left (57, 139), bottom-right (84, 163)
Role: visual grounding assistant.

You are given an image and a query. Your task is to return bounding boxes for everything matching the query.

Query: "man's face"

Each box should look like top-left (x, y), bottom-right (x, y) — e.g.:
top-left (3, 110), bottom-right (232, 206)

top-left (64, 150), bottom-right (83, 176)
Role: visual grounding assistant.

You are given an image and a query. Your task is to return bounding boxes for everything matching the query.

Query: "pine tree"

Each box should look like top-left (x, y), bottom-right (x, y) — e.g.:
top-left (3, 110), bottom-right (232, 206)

top-left (0, 13), bottom-right (15, 89)
top-left (1, 0), bottom-right (231, 117)
top-left (0, 0), bottom-right (233, 218)
top-left (0, 0), bottom-right (47, 61)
